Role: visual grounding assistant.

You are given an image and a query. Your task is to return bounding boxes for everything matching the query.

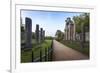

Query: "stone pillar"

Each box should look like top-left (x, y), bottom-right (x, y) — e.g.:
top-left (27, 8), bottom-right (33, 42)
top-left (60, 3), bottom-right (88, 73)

top-left (43, 30), bottom-right (45, 41)
top-left (40, 28), bottom-right (43, 42)
top-left (66, 25), bottom-right (68, 40)
top-left (73, 23), bottom-right (76, 40)
top-left (39, 31), bottom-right (41, 43)
top-left (35, 24), bottom-right (39, 43)
top-left (70, 24), bottom-right (73, 40)
top-left (65, 20), bottom-right (68, 40)
top-left (67, 28), bottom-right (68, 40)
top-left (72, 24), bottom-right (74, 40)
top-left (25, 17), bottom-right (32, 48)
top-left (68, 24), bottom-right (71, 40)
top-left (65, 17), bottom-right (75, 41)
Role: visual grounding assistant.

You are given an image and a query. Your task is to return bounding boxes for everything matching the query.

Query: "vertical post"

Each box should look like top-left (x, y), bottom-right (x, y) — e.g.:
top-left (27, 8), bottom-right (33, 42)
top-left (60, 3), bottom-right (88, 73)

top-left (50, 49), bottom-right (53, 61)
top-left (48, 48), bottom-right (49, 61)
top-left (40, 28), bottom-right (43, 42)
top-left (32, 51), bottom-right (34, 62)
top-left (51, 40), bottom-right (53, 48)
top-left (35, 24), bottom-right (39, 43)
top-left (81, 23), bottom-right (84, 49)
top-left (83, 26), bottom-right (85, 43)
top-left (74, 21), bottom-right (76, 41)
top-left (40, 49), bottom-right (42, 62)
top-left (43, 30), bottom-right (45, 41)
top-left (45, 48), bottom-right (47, 61)
top-left (50, 40), bottom-right (53, 61)
top-left (65, 18), bottom-right (68, 40)
top-left (69, 24), bottom-right (71, 41)
top-left (67, 25), bottom-right (68, 40)
top-left (25, 17), bottom-right (32, 48)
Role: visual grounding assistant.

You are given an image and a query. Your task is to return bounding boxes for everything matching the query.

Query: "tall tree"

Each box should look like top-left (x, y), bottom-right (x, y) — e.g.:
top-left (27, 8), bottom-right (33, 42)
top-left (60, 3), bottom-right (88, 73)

top-left (73, 13), bottom-right (89, 49)
top-left (55, 30), bottom-right (64, 41)
top-left (73, 13), bottom-right (89, 40)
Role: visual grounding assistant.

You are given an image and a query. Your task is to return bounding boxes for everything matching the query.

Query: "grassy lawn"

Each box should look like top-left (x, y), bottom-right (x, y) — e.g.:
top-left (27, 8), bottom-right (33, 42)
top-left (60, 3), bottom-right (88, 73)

top-left (21, 39), bottom-right (52, 63)
top-left (59, 40), bottom-right (89, 56)
top-left (21, 50), bottom-right (32, 63)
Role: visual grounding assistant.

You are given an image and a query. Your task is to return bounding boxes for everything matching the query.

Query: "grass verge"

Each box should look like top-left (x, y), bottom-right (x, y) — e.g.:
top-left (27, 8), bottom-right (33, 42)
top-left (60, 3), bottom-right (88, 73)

top-left (21, 39), bottom-right (52, 63)
top-left (59, 40), bottom-right (89, 56)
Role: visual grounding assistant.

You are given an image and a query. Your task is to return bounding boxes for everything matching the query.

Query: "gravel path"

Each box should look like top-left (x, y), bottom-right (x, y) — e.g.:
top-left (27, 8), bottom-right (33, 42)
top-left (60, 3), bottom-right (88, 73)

top-left (52, 40), bottom-right (89, 61)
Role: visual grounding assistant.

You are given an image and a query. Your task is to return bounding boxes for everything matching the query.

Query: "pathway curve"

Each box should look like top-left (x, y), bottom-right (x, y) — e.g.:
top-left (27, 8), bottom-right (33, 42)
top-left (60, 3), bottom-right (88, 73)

top-left (52, 40), bottom-right (89, 61)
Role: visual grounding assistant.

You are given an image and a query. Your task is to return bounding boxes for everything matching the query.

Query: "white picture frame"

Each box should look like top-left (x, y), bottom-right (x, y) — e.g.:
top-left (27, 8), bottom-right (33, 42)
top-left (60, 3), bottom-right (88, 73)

top-left (11, 1), bottom-right (96, 73)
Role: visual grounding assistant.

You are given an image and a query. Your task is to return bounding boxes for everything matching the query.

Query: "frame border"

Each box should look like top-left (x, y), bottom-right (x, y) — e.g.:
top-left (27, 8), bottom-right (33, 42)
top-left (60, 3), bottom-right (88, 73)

top-left (11, 3), bottom-right (96, 73)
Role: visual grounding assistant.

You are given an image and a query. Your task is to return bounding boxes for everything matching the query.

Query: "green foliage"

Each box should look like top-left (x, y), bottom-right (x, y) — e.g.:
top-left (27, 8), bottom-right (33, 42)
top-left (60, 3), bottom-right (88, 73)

top-left (73, 13), bottom-right (90, 33)
top-left (45, 36), bottom-right (53, 40)
top-left (21, 40), bottom-right (52, 63)
top-left (21, 50), bottom-right (32, 63)
top-left (73, 16), bottom-right (81, 33)
top-left (55, 30), bottom-right (64, 41)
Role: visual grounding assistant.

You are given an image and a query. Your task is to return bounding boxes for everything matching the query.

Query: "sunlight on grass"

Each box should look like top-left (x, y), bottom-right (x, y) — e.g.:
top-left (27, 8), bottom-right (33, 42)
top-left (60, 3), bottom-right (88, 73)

top-left (21, 39), bottom-right (52, 63)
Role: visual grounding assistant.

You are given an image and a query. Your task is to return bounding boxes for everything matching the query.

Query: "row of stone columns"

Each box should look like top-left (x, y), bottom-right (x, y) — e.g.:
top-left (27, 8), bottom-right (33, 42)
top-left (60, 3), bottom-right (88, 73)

top-left (25, 17), bottom-right (32, 48)
top-left (65, 17), bottom-right (75, 41)
top-left (25, 17), bottom-right (45, 49)
top-left (35, 24), bottom-right (45, 43)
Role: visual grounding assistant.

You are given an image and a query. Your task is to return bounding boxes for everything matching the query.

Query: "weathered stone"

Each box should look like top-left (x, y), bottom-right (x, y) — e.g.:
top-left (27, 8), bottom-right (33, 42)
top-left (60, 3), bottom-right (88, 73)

top-left (25, 17), bottom-right (32, 48)
top-left (64, 17), bottom-right (75, 41)
top-left (35, 24), bottom-right (39, 43)
top-left (40, 28), bottom-right (43, 42)
top-left (43, 30), bottom-right (45, 40)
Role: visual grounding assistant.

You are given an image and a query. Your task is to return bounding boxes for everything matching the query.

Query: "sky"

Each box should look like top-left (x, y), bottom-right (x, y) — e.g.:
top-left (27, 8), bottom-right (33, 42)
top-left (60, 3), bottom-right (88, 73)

top-left (21, 10), bottom-right (82, 37)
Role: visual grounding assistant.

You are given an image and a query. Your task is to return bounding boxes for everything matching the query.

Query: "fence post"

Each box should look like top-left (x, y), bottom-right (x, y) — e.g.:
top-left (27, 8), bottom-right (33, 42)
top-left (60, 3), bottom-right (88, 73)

top-left (50, 49), bottom-right (53, 61)
top-left (32, 51), bottom-right (34, 62)
top-left (50, 45), bottom-right (52, 49)
top-left (45, 48), bottom-right (47, 61)
top-left (47, 48), bottom-right (50, 61)
top-left (50, 40), bottom-right (53, 61)
top-left (40, 49), bottom-right (42, 62)
top-left (51, 40), bottom-right (53, 48)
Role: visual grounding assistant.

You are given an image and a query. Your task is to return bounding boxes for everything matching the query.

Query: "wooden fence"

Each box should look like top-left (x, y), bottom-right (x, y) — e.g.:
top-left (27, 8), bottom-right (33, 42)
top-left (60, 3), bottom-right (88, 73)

top-left (31, 40), bottom-right (53, 62)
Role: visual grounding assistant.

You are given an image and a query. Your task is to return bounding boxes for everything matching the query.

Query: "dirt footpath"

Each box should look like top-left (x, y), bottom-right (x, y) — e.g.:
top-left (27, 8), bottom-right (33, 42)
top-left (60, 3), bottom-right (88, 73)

top-left (52, 40), bottom-right (89, 61)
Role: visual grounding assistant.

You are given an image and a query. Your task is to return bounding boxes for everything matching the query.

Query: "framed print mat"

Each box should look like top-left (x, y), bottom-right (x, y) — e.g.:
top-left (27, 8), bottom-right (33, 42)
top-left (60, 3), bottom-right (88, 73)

top-left (11, 1), bottom-right (96, 73)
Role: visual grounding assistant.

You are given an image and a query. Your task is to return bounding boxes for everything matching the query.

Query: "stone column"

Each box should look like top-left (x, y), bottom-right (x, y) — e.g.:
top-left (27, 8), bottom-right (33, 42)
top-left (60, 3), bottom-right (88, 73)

top-left (40, 28), bottom-right (43, 42)
top-left (39, 31), bottom-right (41, 43)
top-left (67, 27), bottom-right (68, 40)
top-left (35, 24), bottom-right (39, 43)
top-left (43, 30), bottom-right (45, 41)
top-left (73, 23), bottom-right (76, 41)
top-left (68, 24), bottom-right (71, 40)
top-left (25, 17), bottom-right (32, 48)
top-left (65, 19), bottom-right (68, 40)
top-left (70, 24), bottom-right (73, 40)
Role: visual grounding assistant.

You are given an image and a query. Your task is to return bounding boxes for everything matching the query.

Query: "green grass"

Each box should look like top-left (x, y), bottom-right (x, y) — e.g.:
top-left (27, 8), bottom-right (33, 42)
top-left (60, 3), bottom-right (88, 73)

top-left (59, 40), bottom-right (89, 56)
top-left (21, 39), bottom-right (52, 63)
top-left (21, 50), bottom-right (32, 63)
